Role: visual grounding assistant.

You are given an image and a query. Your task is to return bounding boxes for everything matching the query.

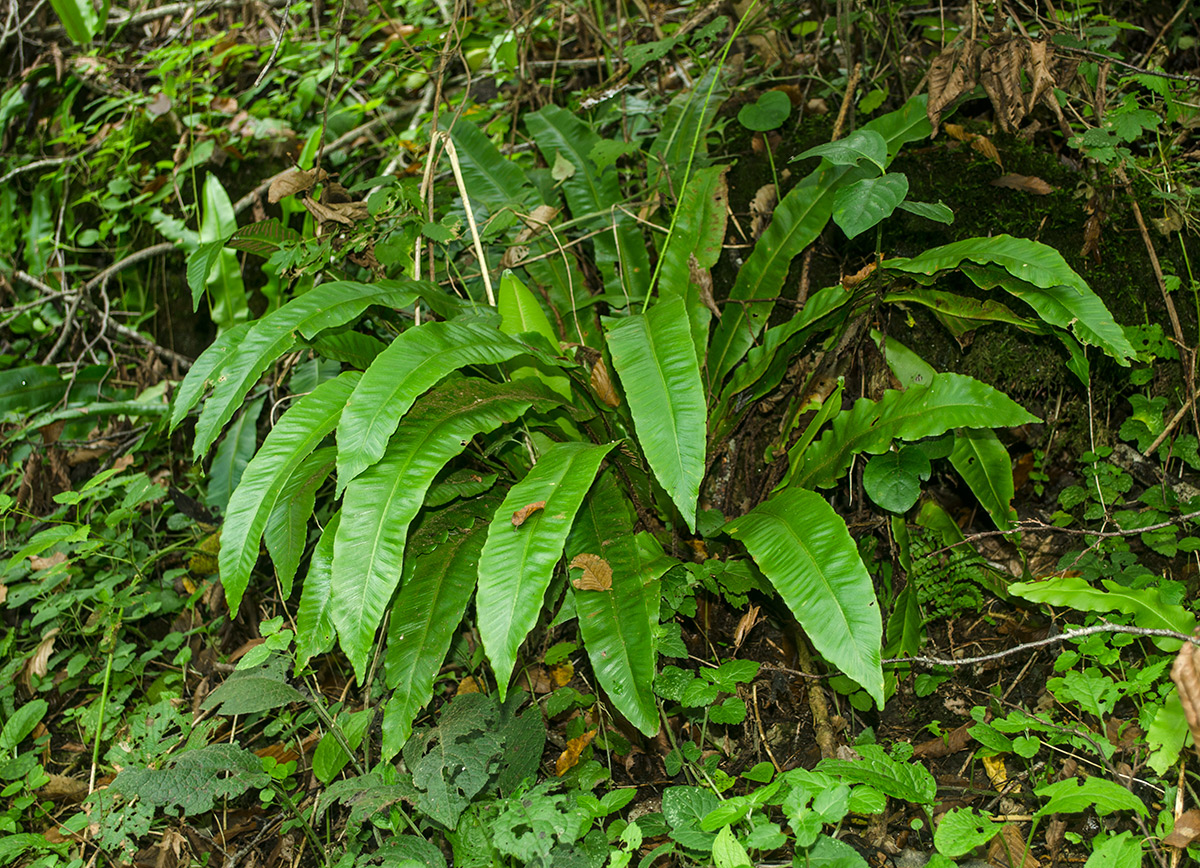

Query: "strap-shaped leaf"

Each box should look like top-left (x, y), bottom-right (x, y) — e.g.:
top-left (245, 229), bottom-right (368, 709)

top-left (648, 66), bottom-right (729, 196)
top-left (382, 515), bottom-right (489, 760)
top-left (264, 446), bottom-right (336, 596)
top-left (447, 119), bottom-right (532, 214)
top-left (332, 379), bottom-right (552, 680)
top-left (527, 105), bottom-right (651, 298)
top-left (725, 487), bottom-right (883, 705)
top-left (606, 296), bottom-right (706, 532)
top-left (793, 372), bottom-right (1038, 489)
top-left (219, 372), bottom-right (361, 615)
top-left (707, 96), bottom-right (932, 389)
top-left (949, 429), bottom-right (1016, 533)
top-left (181, 280), bottom-right (418, 459)
top-left (296, 510), bottom-right (340, 668)
top-left (566, 473), bottom-right (670, 736)
top-left (171, 322), bottom-right (253, 431)
top-left (477, 441), bottom-right (615, 699)
top-left (883, 235), bottom-right (1135, 363)
top-left (207, 395), bottom-right (265, 513)
top-left (335, 322), bottom-right (561, 487)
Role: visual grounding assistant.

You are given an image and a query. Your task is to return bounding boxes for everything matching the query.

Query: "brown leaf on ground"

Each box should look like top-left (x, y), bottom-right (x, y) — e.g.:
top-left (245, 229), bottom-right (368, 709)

top-left (23, 627), bottom-right (60, 693)
top-left (749, 183), bottom-right (777, 240)
top-left (41, 773), bottom-right (89, 804)
top-left (690, 255), bottom-right (721, 320)
top-left (970, 135), bottom-right (1002, 167)
top-left (913, 721), bottom-right (973, 757)
top-left (992, 174), bottom-right (1055, 195)
top-left (456, 676), bottom-right (483, 695)
top-left (570, 553), bottom-right (613, 591)
top-left (1172, 638), bottom-right (1200, 745)
top-left (511, 501), bottom-right (546, 527)
top-left (268, 168), bottom-right (326, 203)
top-left (556, 729), bottom-right (597, 776)
top-left (29, 551), bottom-right (68, 572)
top-left (1165, 808), bottom-right (1200, 848)
top-left (551, 661), bottom-right (574, 686)
top-left (988, 823), bottom-right (1039, 868)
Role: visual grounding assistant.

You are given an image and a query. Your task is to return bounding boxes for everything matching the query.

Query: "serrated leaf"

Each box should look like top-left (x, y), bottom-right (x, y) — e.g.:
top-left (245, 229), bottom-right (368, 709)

top-left (817, 744), bottom-right (935, 804)
top-left (332, 379), bottom-right (551, 680)
top-left (726, 488), bottom-right (883, 705)
top-left (179, 280), bottom-right (418, 457)
top-left (110, 744), bottom-right (269, 816)
top-left (606, 296), bottom-right (706, 531)
top-left (934, 807), bottom-right (1000, 857)
top-left (382, 517), bottom-right (490, 760)
top-left (1034, 777), bottom-right (1148, 818)
top-left (219, 373), bottom-right (360, 616)
top-left (336, 321), bottom-right (558, 487)
top-left (794, 372), bottom-right (1038, 489)
top-left (478, 441), bottom-right (615, 699)
top-left (565, 473), bottom-right (668, 735)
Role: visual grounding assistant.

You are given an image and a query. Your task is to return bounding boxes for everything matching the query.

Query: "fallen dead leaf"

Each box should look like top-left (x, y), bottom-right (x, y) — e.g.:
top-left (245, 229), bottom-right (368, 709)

top-left (913, 721), bottom-right (973, 758)
top-left (556, 729), bottom-right (597, 776)
top-left (1165, 808), bottom-right (1200, 848)
top-left (589, 358), bottom-right (620, 408)
top-left (988, 823), bottom-right (1039, 868)
top-left (268, 167), bottom-right (327, 203)
top-left (29, 551), bottom-right (68, 572)
top-left (511, 501), bottom-right (546, 528)
top-left (991, 174), bottom-right (1055, 195)
top-left (551, 661), bottom-right (574, 687)
top-left (569, 553), bottom-right (613, 591)
top-left (456, 676), bottom-right (482, 695)
top-left (23, 627), bottom-right (59, 693)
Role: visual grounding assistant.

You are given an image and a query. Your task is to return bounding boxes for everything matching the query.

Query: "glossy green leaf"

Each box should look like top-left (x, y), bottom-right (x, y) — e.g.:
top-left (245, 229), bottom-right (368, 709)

top-left (447, 119), bottom-right (532, 215)
top-left (49, 0), bottom-right (100, 43)
top-left (725, 487), bottom-right (883, 706)
top-left (309, 331), bottom-right (387, 370)
top-left (264, 446), bottom-right (336, 596)
top-left (181, 281), bottom-right (417, 458)
top-left (219, 372), bottom-right (360, 616)
top-left (566, 473), bottom-right (667, 736)
top-left (832, 173), bottom-right (909, 239)
top-left (187, 241), bottom-right (225, 313)
top-left (897, 200), bottom-right (954, 224)
top-left (199, 175), bottom-right (248, 332)
top-left (794, 373), bottom-right (1039, 489)
top-left (883, 287), bottom-right (1035, 332)
top-left (874, 332), bottom-right (937, 389)
top-left (606, 296), bottom-right (706, 531)
top-left (0, 366), bottom-right (66, 417)
top-left (883, 235), bottom-right (1135, 363)
top-left (707, 96), bottom-right (932, 388)
top-left (295, 511), bottom-right (340, 667)
top-left (649, 66), bottom-right (729, 197)
top-left (227, 218), bottom-right (302, 256)
top-left (1010, 577), bottom-right (1194, 651)
top-left (949, 428), bottom-right (1016, 532)
top-left (883, 584), bottom-right (923, 658)
top-left (861, 446), bottom-right (930, 513)
top-left (477, 441), bottom-right (615, 699)
top-left (336, 322), bottom-right (558, 487)
top-left (332, 379), bottom-right (551, 680)
top-left (794, 130), bottom-right (888, 171)
top-left (382, 515), bottom-right (489, 759)
top-left (207, 395), bottom-right (265, 513)
top-left (527, 105), bottom-right (651, 298)
top-left (497, 270), bottom-right (570, 398)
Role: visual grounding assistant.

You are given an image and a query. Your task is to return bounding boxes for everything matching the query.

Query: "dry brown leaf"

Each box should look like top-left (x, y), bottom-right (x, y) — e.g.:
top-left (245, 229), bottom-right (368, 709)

top-left (1165, 808), bottom-right (1200, 848)
top-left (689, 254), bottom-right (721, 320)
top-left (303, 198), bottom-right (369, 226)
top-left (456, 675), bottom-right (482, 695)
top-left (500, 244), bottom-right (529, 269)
top-left (1024, 40), bottom-right (1057, 114)
top-left (0, 584), bottom-right (7, 605)
top-left (551, 661), bottom-right (574, 687)
top-left (211, 95), bottom-right (238, 114)
top-left (913, 721), bottom-right (974, 757)
top-left (992, 174), bottom-right (1055, 195)
top-left (732, 605), bottom-right (761, 653)
top-left (146, 92), bottom-right (172, 118)
top-left (268, 168), bottom-right (326, 203)
top-left (23, 627), bottom-right (60, 692)
top-left (513, 204), bottom-right (560, 244)
top-left (556, 729), bottom-right (597, 776)
top-left (749, 183), bottom-right (777, 240)
top-left (927, 43), bottom-right (980, 137)
top-left (1171, 638), bottom-right (1200, 746)
top-left (589, 358), bottom-right (620, 408)
top-left (511, 501), bottom-right (546, 527)
top-left (41, 773), bottom-right (89, 803)
top-left (569, 553), bottom-right (613, 591)
top-left (981, 39), bottom-right (1029, 133)
top-left (843, 261), bottom-right (876, 288)
top-left (988, 823), bottom-right (1039, 868)
top-left (943, 123), bottom-right (970, 142)
top-left (29, 551), bottom-right (68, 572)
top-left (970, 135), bottom-right (1003, 167)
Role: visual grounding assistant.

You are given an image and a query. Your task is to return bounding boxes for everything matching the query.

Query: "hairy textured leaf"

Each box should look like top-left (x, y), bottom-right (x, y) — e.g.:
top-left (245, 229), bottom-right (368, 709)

top-left (884, 235), bottom-right (1135, 363)
top-left (382, 516), bottom-right (490, 759)
top-left (180, 281), bottom-right (417, 458)
top-left (336, 322), bottom-right (554, 486)
top-left (817, 744), bottom-right (935, 804)
top-left (110, 744), bottom-right (269, 816)
top-left (566, 473), bottom-right (668, 735)
top-left (794, 372), bottom-right (1038, 489)
top-left (207, 395), bottom-right (265, 513)
top-left (527, 105), bottom-right (651, 299)
top-left (606, 296), bottom-right (706, 531)
top-left (264, 446), bottom-right (336, 596)
top-left (707, 96), bottom-right (932, 389)
top-left (949, 429), bottom-right (1016, 532)
top-left (295, 511), bottom-right (339, 667)
top-left (725, 488), bottom-right (883, 705)
top-left (478, 441), bottom-right (615, 698)
top-left (333, 379), bottom-right (551, 680)
top-left (219, 373), bottom-right (360, 615)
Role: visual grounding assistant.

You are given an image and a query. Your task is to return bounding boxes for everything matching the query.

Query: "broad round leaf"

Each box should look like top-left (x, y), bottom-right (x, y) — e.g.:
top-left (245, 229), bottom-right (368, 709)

top-left (934, 807), bottom-right (1000, 858)
top-left (832, 172), bottom-right (909, 239)
top-left (738, 90), bottom-right (792, 132)
top-left (862, 447), bottom-right (930, 513)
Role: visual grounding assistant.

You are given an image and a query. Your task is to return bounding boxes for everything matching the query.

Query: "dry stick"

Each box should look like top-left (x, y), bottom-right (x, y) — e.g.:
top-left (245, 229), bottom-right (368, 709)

top-left (436, 131), bottom-right (494, 305)
top-left (1144, 392), bottom-right (1197, 458)
top-left (793, 637), bottom-right (836, 759)
top-left (751, 683), bottom-right (783, 774)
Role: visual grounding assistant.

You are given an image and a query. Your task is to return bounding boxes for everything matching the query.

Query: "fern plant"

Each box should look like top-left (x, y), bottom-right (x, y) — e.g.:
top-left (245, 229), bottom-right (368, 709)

top-left (174, 79), bottom-right (1135, 754)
